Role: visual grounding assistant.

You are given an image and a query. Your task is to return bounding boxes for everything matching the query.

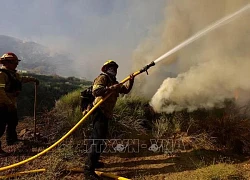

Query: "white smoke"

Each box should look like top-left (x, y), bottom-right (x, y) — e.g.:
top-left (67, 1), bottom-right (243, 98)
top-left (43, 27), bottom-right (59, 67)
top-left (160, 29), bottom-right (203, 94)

top-left (151, 57), bottom-right (250, 113)
top-left (132, 0), bottom-right (250, 113)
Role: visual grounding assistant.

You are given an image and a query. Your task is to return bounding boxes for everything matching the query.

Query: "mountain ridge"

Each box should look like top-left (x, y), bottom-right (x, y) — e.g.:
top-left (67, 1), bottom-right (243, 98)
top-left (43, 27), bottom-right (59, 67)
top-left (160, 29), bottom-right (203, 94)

top-left (0, 35), bottom-right (72, 76)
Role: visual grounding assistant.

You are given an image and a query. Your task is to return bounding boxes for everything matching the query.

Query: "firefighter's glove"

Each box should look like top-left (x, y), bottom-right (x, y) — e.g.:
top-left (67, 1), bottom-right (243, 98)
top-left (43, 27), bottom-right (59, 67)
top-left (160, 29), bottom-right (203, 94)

top-left (7, 104), bottom-right (17, 113)
top-left (35, 79), bottom-right (40, 85)
top-left (129, 74), bottom-right (134, 83)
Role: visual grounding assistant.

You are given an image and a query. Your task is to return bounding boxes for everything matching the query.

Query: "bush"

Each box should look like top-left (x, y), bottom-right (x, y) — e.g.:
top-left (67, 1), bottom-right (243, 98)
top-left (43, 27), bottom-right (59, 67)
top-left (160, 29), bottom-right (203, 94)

top-left (151, 102), bottom-right (250, 154)
top-left (46, 89), bottom-right (250, 154)
top-left (18, 73), bottom-right (92, 118)
top-left (110, 95), bottom-right (152, 138)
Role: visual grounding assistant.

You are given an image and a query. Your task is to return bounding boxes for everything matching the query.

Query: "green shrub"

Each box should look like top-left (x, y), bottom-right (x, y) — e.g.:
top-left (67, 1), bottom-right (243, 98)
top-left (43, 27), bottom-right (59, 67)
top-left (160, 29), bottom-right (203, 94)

top-left (54, 89), bottom-right (82, 114)
top-left (110, 95), bottom-right (152, 138)
top-left (47, 88), bottom-right (250, 154)
top-left (18, 73), bottom-right (91, 118)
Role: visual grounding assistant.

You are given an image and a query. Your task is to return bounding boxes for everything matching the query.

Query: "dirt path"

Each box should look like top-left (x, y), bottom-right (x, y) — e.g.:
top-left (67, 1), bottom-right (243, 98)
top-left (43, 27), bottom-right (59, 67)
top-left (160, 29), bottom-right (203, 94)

top-left (1, 119), bottom-right (250, 180)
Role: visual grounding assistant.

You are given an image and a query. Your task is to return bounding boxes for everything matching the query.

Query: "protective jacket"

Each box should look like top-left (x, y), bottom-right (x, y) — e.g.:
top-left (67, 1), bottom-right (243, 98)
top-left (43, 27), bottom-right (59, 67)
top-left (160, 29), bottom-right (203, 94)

top-left (0, 67), bottom-right (37, 108)
top-left (92, 73), bottom-right (133, 118)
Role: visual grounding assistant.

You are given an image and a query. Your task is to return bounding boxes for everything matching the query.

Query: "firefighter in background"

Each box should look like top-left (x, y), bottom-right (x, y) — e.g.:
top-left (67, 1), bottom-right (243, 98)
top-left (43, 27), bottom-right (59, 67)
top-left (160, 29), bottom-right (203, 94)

top-left (84, 60), bottom-right (134, 180)
top-left (0, 52), bottom-right (39, 157)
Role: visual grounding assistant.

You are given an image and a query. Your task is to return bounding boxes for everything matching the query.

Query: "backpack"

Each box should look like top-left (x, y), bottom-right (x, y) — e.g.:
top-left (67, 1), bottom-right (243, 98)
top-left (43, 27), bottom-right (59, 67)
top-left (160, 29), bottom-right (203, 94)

top-left (0, 69), bottom-right (22, 93)
top-left (80, 85), bottom-right (95, 112)
top-left (80, 73), bottom-right (112, 113)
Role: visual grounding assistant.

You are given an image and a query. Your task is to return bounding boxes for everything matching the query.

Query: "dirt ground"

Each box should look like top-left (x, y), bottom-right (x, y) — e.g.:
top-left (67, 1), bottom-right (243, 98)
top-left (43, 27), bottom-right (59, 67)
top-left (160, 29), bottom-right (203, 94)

top-left (1, 119), bottom-right (250, 180)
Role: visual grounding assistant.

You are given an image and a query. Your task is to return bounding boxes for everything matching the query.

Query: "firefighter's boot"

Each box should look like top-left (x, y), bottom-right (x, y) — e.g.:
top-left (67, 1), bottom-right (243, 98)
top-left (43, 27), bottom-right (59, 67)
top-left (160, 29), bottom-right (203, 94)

top-left (84, 165), bottom-right (101, 180)
top-left (0, 141), bottom-right (9, 157)
top-left (96, 161), bottom-right (104, 169)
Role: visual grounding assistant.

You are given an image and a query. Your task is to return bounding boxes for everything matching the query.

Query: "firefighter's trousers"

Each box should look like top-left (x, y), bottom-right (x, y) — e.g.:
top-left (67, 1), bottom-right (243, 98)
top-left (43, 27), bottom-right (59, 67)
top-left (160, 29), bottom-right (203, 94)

top-left (0, 106), bottom-right (18, 146)
top-left (84, 108), bottom-right (109, 171)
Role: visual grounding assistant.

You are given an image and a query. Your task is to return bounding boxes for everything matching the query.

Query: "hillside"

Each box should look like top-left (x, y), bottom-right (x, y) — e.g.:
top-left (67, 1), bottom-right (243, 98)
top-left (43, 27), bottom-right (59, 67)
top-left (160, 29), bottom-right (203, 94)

top-left (0, 35), bottom-right (73, 76)
top-left (0, 92), bottom-right (250, 179)
top-left (17, 72), bottom-right (92, 118)
top-left (0, 94), bottom-right (250, 179)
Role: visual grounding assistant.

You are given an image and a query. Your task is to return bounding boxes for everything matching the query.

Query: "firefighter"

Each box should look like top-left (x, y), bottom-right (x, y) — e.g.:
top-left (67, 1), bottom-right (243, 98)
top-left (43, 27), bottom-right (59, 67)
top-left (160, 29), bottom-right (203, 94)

top-left (84, 60), bottom-right (134, 180)
top-left (0, 52), bottom-right (39, 157)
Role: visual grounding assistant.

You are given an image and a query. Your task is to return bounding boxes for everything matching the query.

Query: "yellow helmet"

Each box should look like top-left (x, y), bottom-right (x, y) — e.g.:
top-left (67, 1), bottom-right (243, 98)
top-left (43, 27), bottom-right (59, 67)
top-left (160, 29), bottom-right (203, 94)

top-left (101, 60), bottom-right (118, 72)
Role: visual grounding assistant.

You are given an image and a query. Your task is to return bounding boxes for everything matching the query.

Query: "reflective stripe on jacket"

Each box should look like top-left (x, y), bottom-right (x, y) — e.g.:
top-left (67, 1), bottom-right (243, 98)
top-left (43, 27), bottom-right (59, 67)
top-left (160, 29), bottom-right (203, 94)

top-left (92, 73), bottom-right (133, 119)
top-left (0, 67), bottom-right (37, 107)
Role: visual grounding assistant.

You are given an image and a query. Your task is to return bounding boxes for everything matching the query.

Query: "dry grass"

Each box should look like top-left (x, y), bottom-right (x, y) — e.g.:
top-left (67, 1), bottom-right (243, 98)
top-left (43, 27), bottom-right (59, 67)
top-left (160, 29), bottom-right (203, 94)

top-left (1, 94), bottom-right (250, 179)
top-left (148, 163), bottom-right (246, 180)
top-left (151, 102), bottom-right (250, 155)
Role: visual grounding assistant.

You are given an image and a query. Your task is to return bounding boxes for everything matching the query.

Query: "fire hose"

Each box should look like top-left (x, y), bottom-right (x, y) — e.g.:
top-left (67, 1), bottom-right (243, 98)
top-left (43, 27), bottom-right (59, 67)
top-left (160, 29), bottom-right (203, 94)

top-left (0, 62), bottom-right (155, 179)
top-left (1, 3), bottom-right (248, 177)
top-left (0, 168), bottom-right (130, 180)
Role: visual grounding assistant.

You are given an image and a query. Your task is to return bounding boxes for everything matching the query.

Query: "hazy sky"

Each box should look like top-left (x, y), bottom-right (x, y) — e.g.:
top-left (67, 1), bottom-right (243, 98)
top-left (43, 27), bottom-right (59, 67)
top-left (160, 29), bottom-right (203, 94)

top-left (0, 0), bottom-right (166, 80)
top-left (2, 0), bottom-right (250, 112)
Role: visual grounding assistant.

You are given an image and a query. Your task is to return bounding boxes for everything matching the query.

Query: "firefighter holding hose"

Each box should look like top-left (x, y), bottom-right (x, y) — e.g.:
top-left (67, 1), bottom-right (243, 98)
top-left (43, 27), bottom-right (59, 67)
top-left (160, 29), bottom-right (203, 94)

top-left (84, 60), bottom-right (134, 180)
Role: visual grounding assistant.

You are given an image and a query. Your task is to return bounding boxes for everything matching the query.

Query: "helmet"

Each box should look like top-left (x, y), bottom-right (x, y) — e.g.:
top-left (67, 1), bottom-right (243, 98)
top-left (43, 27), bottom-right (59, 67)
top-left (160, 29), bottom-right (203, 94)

top-left (0, 52), bottom-right (21, 64)
top-left (101, 60), bottom-right (118, 72)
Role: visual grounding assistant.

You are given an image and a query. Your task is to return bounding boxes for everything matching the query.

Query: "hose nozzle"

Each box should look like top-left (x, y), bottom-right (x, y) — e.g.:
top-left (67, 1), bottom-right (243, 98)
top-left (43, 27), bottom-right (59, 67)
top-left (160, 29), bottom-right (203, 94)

top-left (140, 61), bottom-right (155, 75)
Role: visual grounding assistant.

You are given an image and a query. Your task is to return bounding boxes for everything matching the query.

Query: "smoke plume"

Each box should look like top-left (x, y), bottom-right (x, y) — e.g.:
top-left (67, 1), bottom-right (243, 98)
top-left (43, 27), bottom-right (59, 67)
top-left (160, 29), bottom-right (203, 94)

top-left (132, 0), bottom-right (250, 113)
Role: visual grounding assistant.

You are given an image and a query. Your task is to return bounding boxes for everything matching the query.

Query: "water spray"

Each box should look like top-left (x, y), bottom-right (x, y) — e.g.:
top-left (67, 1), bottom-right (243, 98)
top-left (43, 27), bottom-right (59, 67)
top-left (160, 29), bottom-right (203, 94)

top-left (1, 3), bottom-right (250, 179)
top-left (126, 4), bottom-right (250, 81)
top-left (153, 3), bottom-right (250, 64)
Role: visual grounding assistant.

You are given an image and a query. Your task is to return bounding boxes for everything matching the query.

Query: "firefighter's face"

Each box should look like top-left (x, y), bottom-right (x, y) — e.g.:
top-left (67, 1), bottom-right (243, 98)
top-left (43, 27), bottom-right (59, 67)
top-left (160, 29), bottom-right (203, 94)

top-left (4, 60), bottom-right (18, 70)
top-left (106, 66), bottom-right (117, 76)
